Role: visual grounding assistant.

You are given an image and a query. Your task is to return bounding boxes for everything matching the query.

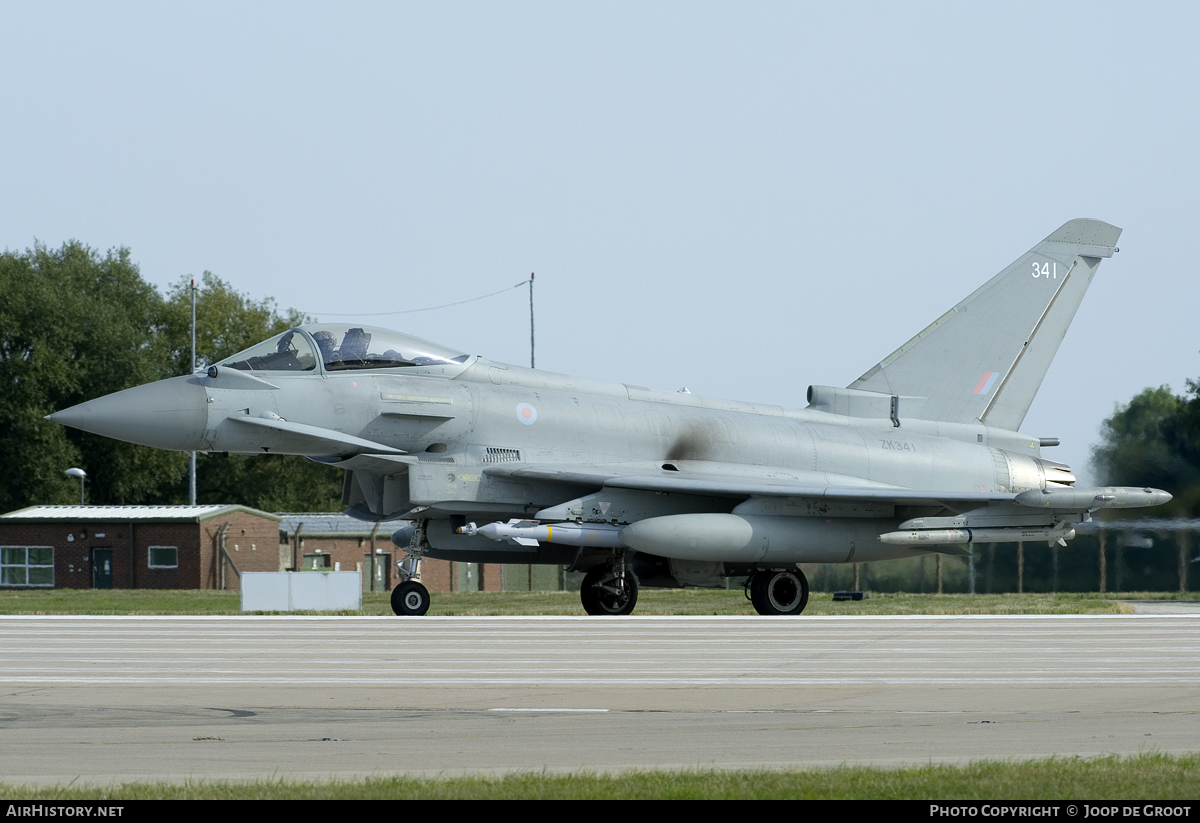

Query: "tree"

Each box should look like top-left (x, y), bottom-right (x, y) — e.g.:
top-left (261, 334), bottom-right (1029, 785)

top-left (0, 242), bottom-right (185, 511)
top-left (0, 245), bottom-right (343, 514)
top-left (1091, 381), bottom-right (1200, 517)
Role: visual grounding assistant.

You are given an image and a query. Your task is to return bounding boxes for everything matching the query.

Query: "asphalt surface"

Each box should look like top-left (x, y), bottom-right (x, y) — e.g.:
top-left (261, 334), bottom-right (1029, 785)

top-left (1, 614), bottom-right (1197, 785)
top-left (1128, 600), bottom-right (1200, 615)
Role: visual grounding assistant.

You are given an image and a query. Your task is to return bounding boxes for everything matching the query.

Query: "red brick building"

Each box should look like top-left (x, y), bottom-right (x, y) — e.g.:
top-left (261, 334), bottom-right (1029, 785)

top-left (0, 506), bottom-right (565, 595)
top-left (0, 505), bottom-right (282, 591)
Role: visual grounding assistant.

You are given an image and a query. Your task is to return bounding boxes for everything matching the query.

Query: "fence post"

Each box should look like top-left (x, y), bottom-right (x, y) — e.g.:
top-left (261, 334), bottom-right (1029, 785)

top-left (1098, 531), bottom-right (1107, 594)
top-left (1017, 541), bottom-right (1024, 594)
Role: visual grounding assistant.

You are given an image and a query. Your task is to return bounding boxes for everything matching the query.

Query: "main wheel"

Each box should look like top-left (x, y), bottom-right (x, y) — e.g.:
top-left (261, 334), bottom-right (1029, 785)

top-left (391, 580), bottom-right (431, 616)
top-left (749, 569), bottom-right (809, 616)
top-left (580, 565), bottom-right (638, 616)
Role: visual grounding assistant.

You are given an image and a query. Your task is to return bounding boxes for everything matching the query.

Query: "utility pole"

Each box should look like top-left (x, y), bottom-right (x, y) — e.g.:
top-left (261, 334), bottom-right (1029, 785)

top-left (527, 273), bottom-right (536, 588)
top-left (189, 278), bottom-right (197, 506)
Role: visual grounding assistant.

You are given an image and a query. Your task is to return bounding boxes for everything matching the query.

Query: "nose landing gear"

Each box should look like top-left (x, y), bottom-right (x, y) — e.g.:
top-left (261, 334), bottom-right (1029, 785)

top-left (391, 524), bottom-right (430, 616)
top-left (391, 579), bottom-right (430, 616)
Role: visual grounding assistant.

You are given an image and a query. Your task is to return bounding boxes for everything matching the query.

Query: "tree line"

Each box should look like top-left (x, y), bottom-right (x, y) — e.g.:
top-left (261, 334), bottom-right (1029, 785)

top-left (1091, 380), bottom-right (1200, 518)
top-left (0, 241), bottom-right (343, 514)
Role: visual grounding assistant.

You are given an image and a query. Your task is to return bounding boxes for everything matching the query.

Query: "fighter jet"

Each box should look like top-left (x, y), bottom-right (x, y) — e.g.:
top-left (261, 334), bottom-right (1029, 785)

top-left (48, 219), bottom-right (1170, 616)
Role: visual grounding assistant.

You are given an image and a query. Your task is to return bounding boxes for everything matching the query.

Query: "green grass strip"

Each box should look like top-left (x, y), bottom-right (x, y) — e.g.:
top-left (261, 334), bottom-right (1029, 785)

top-left (2, 753), bottom-right (1198, 799)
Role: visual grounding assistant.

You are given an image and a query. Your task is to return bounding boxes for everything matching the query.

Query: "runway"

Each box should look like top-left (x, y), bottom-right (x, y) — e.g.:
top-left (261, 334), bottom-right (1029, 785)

top-left (1, 615), bottom-right (1197, 784)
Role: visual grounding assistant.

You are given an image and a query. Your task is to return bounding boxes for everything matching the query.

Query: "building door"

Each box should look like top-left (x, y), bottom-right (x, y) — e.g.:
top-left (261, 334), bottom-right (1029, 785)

top-left (92, 548), bottom-right (113, 589)
top-left (363, 553), bottom-right (389, 591)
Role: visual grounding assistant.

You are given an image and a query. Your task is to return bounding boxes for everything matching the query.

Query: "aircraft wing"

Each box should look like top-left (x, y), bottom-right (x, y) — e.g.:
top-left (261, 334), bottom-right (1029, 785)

top-left (484, 461), bottom-right (1017, 507)
top-left (486, 461), bottom-right (1169, 513)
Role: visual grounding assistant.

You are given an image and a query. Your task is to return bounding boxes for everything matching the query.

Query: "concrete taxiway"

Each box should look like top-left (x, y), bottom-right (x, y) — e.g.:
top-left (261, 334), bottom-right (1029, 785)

top-left (1, 614), bottom-right (1197, 784)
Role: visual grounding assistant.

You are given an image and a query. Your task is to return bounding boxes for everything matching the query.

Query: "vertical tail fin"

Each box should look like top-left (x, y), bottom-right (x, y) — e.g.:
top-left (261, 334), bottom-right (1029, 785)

top-left (849, 219), bottom-right (1121, 430)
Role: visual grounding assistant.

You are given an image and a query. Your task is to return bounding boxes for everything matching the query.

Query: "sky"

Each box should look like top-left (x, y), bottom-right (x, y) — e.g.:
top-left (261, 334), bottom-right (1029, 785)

top-left (3, 1), bottom-right (1197, 483)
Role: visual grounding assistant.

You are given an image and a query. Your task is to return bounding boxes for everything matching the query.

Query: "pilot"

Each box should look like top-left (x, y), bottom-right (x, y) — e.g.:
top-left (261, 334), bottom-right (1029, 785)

top-left (312, 330), bottom-right (337, 364)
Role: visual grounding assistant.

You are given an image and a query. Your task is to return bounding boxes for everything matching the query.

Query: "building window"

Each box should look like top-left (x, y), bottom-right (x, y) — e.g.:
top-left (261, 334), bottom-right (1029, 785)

top-left (1, 546), bottom-right (54, 587)
top-left (148, 546), bottom-right (179, 569)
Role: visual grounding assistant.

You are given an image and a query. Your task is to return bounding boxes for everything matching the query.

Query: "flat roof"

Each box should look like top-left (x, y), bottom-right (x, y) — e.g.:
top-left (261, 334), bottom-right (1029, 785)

top-left (277, 513), bottom-right (402, 538)
top-left (0, 505), bottom-right (281, 523)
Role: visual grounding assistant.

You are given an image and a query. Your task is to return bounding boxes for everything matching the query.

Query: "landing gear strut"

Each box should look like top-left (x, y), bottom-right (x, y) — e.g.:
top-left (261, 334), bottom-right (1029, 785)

top-left (580, 552), bottom-right (638, 615)
top-left (391, 521), bottom-right (430, 616)
top-left (747, 568), bottom-right (809, 616)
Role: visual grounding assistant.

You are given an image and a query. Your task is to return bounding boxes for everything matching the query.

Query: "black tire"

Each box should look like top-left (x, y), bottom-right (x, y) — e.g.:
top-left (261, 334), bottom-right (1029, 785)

top-left (580, 564), bottom-right (638, 616)
top-left (749, 569), bottom-right (809, 616)
top-left (391, 580), bottom-right (431, 616)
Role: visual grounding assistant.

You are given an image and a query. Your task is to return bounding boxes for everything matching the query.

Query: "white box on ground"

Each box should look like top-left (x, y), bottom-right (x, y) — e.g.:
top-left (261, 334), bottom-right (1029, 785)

top-left (241, 572), bottom-right (290, 611)
top-left (242, 571), bottom-right (362, 612)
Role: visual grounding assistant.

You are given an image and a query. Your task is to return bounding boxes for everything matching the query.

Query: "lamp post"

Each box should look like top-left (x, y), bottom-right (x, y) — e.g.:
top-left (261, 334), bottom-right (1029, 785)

top-left (190, 278), bottom-right (198, 505)
top-left (64, 467), bottom-right (86, 506)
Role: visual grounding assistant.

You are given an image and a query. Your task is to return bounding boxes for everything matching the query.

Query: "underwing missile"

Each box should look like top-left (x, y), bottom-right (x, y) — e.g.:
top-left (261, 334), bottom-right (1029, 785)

top-left (457, 520), bottom-right (623, 548)
top-left (1013, 487), bottom-right (1172, 510)
top-left (878, 527), bottom-right (1076, 546)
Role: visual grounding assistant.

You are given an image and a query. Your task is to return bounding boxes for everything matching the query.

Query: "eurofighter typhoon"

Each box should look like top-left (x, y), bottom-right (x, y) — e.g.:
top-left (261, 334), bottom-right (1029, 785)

top-left (49, 219), bottom-right (1170, 615)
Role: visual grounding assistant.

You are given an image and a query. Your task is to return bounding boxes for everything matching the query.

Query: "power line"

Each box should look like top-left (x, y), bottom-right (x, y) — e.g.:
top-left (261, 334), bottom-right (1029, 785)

top-left (312, 280), bottom-right (531, 317)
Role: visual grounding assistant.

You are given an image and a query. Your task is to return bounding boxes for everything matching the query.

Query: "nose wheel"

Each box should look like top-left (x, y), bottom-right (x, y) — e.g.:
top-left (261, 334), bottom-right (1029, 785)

top-left (580, 563), bottom-right (638, 615)
top-left (391, 580), bottom-right (431, 616)
top-left (747, 568), bottom-right (809, 615)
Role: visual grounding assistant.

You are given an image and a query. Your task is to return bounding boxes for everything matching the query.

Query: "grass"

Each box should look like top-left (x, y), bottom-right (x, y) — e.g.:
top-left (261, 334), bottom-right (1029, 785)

top-left (2, 753), bottom-right (1198, 799)
top-left (424, 589), bottom-right (1145, 616)
top-left (0, 588), bottom-right (1193, 616)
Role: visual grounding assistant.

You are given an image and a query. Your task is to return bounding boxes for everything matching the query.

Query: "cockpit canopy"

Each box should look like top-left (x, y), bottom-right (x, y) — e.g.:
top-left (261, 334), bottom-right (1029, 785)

top-left (216, 324), bottom-right (472, 376)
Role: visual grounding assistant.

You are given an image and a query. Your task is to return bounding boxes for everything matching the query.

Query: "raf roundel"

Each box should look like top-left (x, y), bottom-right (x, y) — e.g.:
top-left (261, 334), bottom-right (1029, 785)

top-left (515, 403), bottom-right (538, 425)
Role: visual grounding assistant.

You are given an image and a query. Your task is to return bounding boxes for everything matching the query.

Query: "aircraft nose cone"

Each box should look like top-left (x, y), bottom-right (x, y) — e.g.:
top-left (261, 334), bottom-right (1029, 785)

top-left (47, 375), bottom-right (208, 451)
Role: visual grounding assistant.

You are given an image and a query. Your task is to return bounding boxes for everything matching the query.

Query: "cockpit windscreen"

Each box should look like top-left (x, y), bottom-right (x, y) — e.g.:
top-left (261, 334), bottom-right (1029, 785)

top-left (218, 330), bottom-right (318, 372)
top-left (216, 325), bottom-right (471, 373)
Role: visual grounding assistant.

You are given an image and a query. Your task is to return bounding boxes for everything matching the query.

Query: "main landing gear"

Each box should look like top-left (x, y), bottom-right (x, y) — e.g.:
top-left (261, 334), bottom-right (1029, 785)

top-left (580, 553), bottom-right (638, 616)
top-left (746, 567), bottom-right (810, 616)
